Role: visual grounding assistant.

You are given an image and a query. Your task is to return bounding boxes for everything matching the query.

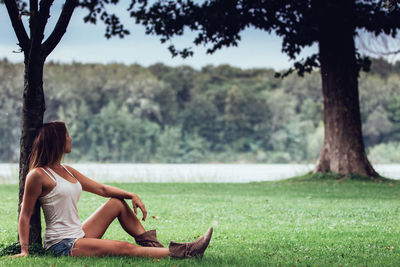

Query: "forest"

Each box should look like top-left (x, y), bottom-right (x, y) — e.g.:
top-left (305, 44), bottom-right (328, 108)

top-left (0, 57), bottom-right (399, 164)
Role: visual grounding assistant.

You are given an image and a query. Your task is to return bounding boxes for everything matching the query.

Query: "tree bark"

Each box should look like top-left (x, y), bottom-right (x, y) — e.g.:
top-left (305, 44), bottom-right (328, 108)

top-left (314, 0), bottom-right (378, 178)
top-left (18, 52), bottom-right (46, 245)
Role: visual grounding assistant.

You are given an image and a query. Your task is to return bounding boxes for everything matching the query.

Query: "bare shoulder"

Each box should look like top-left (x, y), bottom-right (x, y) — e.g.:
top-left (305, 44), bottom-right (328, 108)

top-left (23, 168), bottom-right (48, 205)
top-left (27, 168), bottom-right (48, 181)
top-left (27, 167), bottom-right (43, 178)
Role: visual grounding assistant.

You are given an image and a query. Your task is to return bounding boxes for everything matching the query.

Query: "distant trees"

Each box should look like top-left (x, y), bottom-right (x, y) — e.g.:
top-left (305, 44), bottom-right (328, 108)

top-left (131, 0), bottom-right (400, 178)
top-left (1, 58), bottom-right (399, 165)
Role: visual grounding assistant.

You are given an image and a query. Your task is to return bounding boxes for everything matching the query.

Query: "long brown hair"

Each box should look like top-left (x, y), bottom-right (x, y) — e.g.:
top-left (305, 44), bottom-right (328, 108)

top-left (29, 121), bottom-right (67, 170)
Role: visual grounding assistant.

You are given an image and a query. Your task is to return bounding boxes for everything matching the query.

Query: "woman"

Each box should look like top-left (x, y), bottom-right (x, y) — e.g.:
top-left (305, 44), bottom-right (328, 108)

top-left (13, 121), bottom-right (212, 258)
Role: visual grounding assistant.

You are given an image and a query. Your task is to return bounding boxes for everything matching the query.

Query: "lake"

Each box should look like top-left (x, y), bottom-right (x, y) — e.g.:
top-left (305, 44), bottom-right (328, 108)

top-left (0, 163), bottom-right (399, 184)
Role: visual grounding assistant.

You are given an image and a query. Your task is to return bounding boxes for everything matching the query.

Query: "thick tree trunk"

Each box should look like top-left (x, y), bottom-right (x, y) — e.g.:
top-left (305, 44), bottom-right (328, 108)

top-left (314, 0), bottom-right (378, 178)
top-left (18, 54), bottom-right (46, 245)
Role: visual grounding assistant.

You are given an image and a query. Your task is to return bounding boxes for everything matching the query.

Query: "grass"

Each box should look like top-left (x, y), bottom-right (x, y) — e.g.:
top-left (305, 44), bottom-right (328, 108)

top-left (1, 175), bottom-right (400, 266)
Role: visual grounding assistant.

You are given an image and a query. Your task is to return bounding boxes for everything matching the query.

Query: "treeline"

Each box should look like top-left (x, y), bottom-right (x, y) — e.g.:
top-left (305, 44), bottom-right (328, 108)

top-left (0, 58), bottom-right (399, 163)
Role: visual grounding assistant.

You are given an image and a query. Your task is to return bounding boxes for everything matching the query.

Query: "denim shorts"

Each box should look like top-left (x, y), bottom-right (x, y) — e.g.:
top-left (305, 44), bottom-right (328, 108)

top-left (47, 238), bottom-right (78, 257)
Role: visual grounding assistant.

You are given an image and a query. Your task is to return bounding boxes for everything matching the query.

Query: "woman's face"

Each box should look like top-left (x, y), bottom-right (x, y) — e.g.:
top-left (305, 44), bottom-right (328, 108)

top-left (65, 130), bottom-right (72, 154)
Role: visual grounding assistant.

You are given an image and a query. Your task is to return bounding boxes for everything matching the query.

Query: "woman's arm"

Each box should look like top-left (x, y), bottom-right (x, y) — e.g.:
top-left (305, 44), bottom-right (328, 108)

top-left (13, 170), bottom-right (44, 257)
top-left (65, 165), bottom-right (147, 221)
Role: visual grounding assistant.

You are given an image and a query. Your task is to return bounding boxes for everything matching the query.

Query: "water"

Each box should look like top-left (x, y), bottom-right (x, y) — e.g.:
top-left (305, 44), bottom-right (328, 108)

top-left (0, 163), bottom-right (399, 184)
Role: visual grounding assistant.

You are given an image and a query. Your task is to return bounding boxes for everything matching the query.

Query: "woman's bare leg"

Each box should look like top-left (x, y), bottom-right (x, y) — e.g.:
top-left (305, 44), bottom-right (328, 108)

top-left (83, 198), bottom-right (146, 239)
top-left (71, 238), bottom-right (170, 258)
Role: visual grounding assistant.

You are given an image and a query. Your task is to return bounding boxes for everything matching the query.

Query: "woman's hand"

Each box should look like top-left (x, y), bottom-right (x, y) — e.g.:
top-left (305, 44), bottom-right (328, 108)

top-left (131, 193), bottom-right (147, 221)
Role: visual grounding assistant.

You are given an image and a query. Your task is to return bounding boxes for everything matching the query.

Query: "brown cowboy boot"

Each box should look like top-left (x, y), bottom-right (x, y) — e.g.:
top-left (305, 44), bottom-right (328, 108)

top-left (134, 229), bottom-right (165, 247)
top-left (169, 227), bottom-right (213, 259)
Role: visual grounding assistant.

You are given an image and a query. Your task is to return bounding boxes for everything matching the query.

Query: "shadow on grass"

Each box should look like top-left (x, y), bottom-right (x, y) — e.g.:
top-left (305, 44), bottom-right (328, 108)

top-left (0, 242), bottom-right (47, 257)
top-left (282, 171), bottom-right (396, 184)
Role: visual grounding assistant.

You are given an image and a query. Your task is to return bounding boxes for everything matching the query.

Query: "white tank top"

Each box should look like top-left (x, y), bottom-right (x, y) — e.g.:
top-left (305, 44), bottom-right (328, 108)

top-left (39, 165), bottom-right (85, 249)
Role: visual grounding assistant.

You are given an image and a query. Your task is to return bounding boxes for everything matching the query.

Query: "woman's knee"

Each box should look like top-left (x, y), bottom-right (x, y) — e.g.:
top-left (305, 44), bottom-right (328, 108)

top-left (106, 198), bottom-right (126, 211)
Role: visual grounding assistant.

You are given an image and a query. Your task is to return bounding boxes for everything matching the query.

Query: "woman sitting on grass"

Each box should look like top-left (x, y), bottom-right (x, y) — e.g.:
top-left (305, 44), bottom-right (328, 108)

top-left (13, 121), bottom-right (213, 258)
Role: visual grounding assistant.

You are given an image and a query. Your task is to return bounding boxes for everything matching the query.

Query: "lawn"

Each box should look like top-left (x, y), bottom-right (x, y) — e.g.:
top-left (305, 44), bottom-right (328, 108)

top-left (1, 175), bottom-right (400, 266)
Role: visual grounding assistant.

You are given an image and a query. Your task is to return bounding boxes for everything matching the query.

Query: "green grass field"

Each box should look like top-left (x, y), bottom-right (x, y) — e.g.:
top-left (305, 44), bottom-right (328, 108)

top-left (1, 175), bottom-right (400, 266)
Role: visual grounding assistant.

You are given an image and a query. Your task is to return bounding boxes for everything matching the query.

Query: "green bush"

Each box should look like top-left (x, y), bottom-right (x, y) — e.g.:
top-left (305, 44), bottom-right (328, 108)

top-left (368, 142), bottom-right (400, 163)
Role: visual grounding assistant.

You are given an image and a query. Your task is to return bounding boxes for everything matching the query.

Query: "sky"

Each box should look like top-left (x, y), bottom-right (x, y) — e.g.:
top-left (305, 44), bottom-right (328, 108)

top-left (1, 2), bottom-right (398, 70)
top-left (0, 2), bottom-right (318, 71)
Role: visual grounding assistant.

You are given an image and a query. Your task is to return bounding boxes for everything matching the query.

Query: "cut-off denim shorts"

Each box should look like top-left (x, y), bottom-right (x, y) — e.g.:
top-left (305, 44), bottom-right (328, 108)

top-left (47, 238), bottom-right (79, 257)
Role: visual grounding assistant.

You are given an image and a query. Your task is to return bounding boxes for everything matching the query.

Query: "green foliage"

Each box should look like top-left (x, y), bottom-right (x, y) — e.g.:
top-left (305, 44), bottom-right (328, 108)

top-left (386, 95), bottom-right (400, 142)
top-left (180, 95), bottom-right (223, 150)
top-left (388, 95), bottom-right (400, 123)
top-left (368, 142), bottom-right (400, 164)
top-left (306, 122), bottom-right (324, 160)
top-left (0, 60), bottom-right (23, 162)
top-left (154, 127), bottom-right (183, 163)
top-left (0, 58), bottom-right (399, 164)
top-left (363, 106), bottom-right (393, 145)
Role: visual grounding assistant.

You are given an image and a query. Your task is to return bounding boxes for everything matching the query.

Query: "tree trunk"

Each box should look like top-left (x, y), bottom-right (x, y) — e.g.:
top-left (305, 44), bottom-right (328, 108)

top-left (314, 0), bottom-right (378, 178)
top-left (18, 53), bottom-right (46, 245)
top-left (4, 0), bottom-right (76, 246)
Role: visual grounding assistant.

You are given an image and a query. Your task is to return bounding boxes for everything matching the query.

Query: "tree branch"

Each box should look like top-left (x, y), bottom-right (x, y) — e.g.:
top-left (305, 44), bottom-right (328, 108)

top-left (42, 0), bottom-right (77, 57)
top-left (29, 0), bottom-right (38, 34)
top-left (29, 0), bottom-right (38, 42)
top-left (26, 0), bottom-right (54, 59)
top-left (30, 0), bottom-right (38, 14)
top-left (3, 0), bottom-right (30, 51)
top-left (36, 0), bottom-right (54, 37)
top-left (29, 0), bottom-right (39, 12)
